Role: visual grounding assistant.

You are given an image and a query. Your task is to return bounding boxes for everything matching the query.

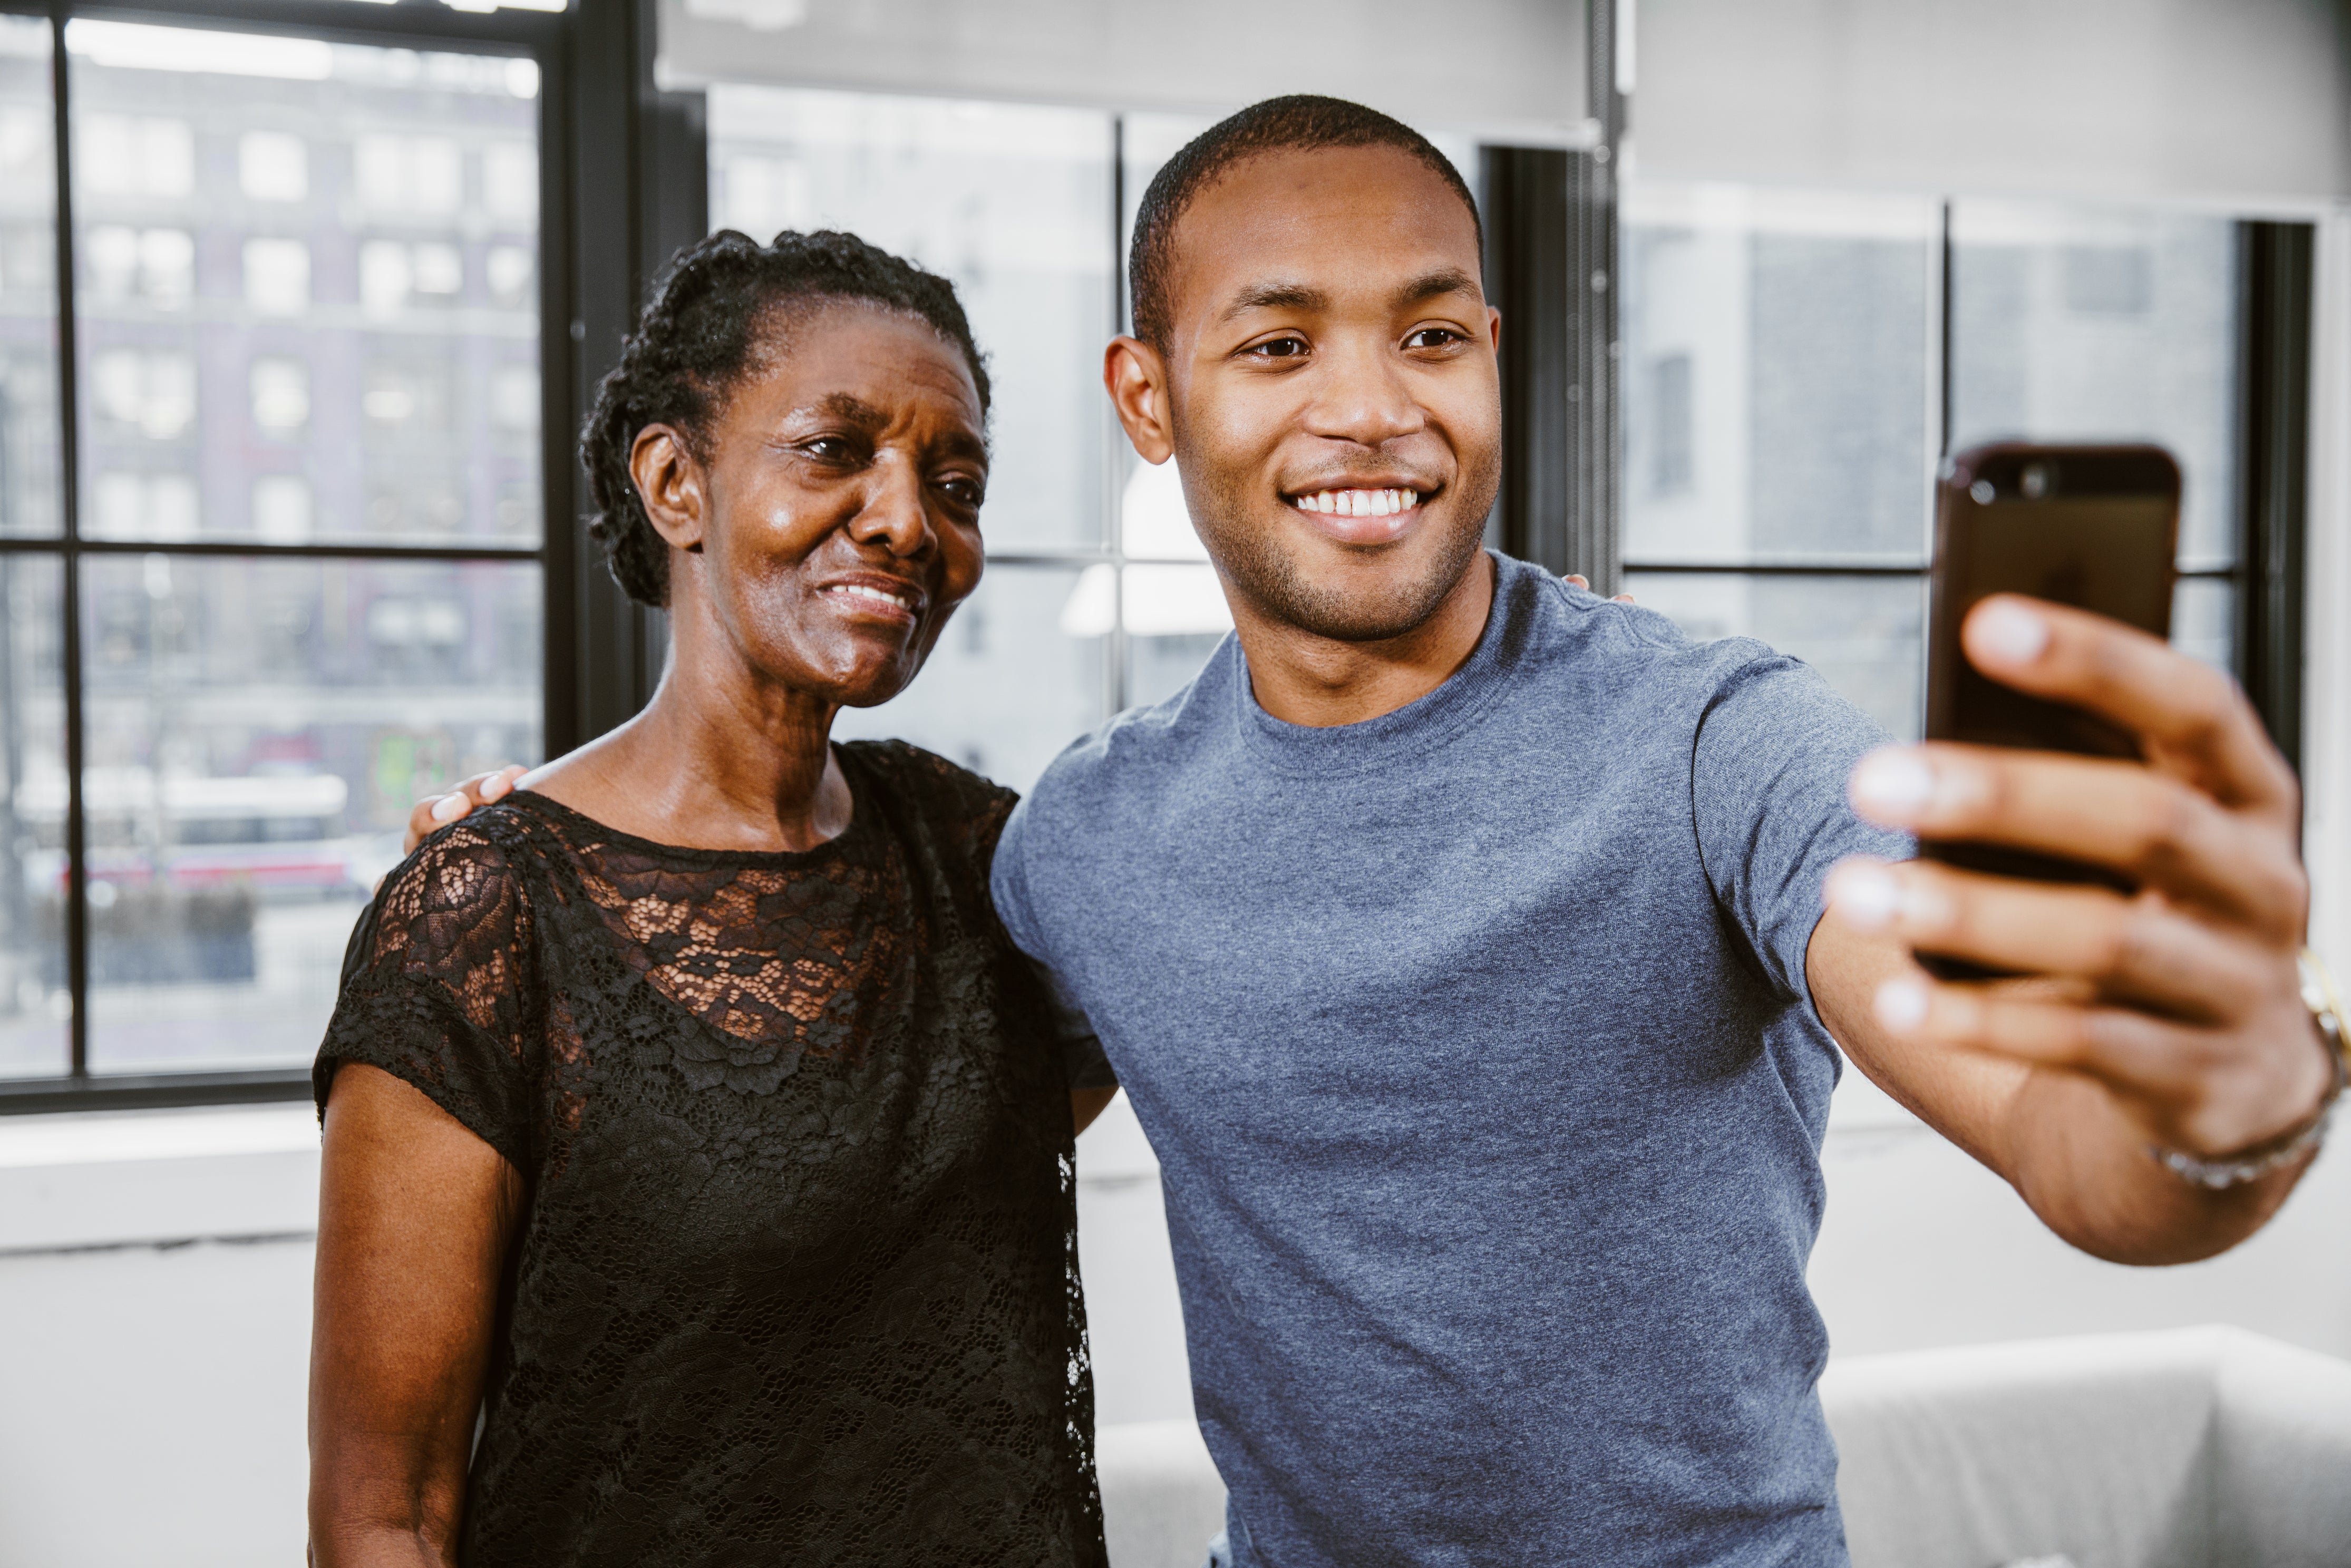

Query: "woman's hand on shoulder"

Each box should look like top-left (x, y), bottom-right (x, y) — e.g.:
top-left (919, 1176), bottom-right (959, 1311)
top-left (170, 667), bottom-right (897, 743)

top-left (405, 766), bottom-right (529, 856)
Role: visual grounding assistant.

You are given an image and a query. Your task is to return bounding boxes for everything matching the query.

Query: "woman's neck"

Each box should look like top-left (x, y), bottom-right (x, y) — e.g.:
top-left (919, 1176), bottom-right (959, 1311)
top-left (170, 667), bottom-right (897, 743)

top-left (520, 642), bottom-right (854, 855)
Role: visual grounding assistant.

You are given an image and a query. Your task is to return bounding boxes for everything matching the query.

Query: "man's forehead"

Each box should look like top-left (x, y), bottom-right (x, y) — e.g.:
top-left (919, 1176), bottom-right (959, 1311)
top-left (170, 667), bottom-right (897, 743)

top-left (1169, 146), bottom-right (1482, 328)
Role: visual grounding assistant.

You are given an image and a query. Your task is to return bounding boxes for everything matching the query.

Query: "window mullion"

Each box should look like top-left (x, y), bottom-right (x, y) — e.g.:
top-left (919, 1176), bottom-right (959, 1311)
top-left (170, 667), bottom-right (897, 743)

top-left (47, 1), bottom-right (87, 1081)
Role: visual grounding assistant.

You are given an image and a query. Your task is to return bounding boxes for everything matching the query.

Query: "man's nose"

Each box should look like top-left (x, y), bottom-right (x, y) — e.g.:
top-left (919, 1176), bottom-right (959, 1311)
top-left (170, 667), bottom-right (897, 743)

top-left (846, 455), bottom-right (934, 558)
top-left (1301, 336), bottom-right (1425, 446)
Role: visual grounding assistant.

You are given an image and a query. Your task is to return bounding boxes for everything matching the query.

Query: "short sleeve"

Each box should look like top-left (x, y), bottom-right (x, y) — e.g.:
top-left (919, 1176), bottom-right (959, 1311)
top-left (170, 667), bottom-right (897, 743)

top-left (1692, 653), bottom-right (1916, 1002)
top-left (313, 822), bottom-right (540, 1167)
top-left (993, 797), bottom-right (1116, 1092)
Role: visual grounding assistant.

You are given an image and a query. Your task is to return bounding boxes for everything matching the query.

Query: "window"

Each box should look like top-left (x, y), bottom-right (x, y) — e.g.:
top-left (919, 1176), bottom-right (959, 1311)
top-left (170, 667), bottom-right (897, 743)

top-left (1621, 184), bottom-right (2259, 742)
top-left (0, 9), bottom-right (560, 1098)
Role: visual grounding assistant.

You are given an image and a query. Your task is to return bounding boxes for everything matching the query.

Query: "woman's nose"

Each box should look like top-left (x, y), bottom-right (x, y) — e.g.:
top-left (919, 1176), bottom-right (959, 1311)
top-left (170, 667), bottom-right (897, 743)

top-left (845, 456), bottom-right (933, 557)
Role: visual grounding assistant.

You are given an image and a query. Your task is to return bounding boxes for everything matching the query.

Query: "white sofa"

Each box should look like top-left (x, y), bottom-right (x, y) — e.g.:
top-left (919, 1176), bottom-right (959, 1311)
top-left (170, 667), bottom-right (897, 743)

top-left (1095, 1328), bottom-right (2351, 1568)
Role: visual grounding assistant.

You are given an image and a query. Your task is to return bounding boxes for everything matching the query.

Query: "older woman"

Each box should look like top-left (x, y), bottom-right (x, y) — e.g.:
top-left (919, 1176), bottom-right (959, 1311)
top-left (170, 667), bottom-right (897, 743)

top-left (308, 230), bottom-right (1113, 1568)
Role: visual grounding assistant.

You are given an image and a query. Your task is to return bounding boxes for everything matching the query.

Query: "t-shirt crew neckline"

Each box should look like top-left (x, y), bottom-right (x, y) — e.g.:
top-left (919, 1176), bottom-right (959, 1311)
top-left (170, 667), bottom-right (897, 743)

top-left (1231, 550), bottom-right (1523, 778)
top-left (496, 748), bottom-right (875, 868)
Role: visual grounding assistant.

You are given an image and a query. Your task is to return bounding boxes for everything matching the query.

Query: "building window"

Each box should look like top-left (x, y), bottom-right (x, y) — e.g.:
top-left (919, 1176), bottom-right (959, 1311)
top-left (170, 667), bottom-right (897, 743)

top-left (1621, 185), bottom-right (2255, 744)
top-left (0, 10), bottom-right (555, 1098)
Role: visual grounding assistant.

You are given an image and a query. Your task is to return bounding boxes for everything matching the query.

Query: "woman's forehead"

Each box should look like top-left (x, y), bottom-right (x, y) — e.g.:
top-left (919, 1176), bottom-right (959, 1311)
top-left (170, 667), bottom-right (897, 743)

top-left (736, 303), bottom-right (985, 433)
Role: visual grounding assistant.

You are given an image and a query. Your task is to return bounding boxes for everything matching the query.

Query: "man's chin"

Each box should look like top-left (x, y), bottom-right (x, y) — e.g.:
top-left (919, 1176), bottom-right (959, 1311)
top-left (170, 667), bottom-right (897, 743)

top-left (1222, 526), bottom-right (1488, 645)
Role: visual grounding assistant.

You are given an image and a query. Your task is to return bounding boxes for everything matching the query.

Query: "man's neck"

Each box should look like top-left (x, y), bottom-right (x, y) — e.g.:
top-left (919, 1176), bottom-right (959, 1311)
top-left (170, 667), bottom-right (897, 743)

top-left (1229, 552), bottom-right (1496, 729)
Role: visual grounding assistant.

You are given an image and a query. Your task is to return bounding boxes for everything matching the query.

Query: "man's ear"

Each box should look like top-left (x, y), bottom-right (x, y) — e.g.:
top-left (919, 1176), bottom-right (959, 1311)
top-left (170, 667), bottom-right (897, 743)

top-left (1103, 336), bottom-right (1175, 465)
top-left (1486, 305), bottom-right (1502, 355)
top-left (630, 423), bottom-right (707, 552)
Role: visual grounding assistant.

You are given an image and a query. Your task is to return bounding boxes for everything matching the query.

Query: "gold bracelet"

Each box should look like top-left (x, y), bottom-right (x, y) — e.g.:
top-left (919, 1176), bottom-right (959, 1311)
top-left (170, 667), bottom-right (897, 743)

top-left (2151, 948), bottom-right (2347, 1191)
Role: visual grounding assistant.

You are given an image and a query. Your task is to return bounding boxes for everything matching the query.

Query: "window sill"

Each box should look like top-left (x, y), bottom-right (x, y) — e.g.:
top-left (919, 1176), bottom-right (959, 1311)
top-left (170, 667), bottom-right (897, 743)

top-left (0, 1104), bottom-right (320, 1257)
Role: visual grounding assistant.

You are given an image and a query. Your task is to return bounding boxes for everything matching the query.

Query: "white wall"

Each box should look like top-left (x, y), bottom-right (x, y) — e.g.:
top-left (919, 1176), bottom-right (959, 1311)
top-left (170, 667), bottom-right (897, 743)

top-left (0, 1068), bottom-right (2345, 1566)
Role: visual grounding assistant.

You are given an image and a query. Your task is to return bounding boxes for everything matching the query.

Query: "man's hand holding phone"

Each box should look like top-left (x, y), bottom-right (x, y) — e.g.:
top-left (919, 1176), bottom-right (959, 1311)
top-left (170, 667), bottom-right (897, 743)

top-left (1829, 595), bottom-right (2334, 1180)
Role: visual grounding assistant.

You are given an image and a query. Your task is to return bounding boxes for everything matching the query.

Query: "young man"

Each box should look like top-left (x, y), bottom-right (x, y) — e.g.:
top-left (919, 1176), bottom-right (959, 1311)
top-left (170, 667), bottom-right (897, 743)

top-left (988, 98), bottom-right (2336, 1566)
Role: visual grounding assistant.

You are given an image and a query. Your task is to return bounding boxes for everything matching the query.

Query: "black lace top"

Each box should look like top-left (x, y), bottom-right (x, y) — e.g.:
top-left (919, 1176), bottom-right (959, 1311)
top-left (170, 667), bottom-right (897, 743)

top-left (314, 741), bottom-right (1106, 1568)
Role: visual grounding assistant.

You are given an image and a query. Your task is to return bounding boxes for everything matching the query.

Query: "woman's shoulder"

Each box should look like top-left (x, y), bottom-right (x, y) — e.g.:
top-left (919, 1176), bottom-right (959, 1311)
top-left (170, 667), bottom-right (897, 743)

top-left (837, 738), bottom-right (1019, 865)
top-left (367, 803), bottom-right (560, 958)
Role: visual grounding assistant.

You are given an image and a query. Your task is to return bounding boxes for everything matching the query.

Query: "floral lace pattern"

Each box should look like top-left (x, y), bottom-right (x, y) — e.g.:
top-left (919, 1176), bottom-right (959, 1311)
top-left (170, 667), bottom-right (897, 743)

top-left (316, 742), bottom-right (1104, 1568)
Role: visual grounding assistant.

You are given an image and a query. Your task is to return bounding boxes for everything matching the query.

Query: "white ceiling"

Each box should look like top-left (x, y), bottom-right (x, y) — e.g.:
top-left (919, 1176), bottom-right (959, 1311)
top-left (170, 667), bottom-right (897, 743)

top-left (1635, 0), bottom-right (2351, 205)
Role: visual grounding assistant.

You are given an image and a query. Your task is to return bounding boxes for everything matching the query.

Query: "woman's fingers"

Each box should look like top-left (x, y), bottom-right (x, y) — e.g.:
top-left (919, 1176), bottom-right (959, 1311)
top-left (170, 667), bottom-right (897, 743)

top-left (1849, 744), bottom-right (2306, 938)
top-left (1959, 595), bottom-right (2299, 825)
top-left (404, 765), bottom-right (528, 856)
top-left (1825, 856), bottom-right (2271, 1021)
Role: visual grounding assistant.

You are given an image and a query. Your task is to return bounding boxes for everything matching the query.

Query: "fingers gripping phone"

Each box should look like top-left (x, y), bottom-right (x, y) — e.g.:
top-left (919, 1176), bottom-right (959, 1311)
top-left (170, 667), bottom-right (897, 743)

top-left (1919, 443), bottom-right (2181, 974)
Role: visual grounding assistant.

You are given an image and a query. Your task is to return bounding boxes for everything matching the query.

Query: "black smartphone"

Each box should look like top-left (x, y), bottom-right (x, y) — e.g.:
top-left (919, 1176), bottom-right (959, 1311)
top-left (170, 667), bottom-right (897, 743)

top-left (1918, 443), bottom-right (2180, 975)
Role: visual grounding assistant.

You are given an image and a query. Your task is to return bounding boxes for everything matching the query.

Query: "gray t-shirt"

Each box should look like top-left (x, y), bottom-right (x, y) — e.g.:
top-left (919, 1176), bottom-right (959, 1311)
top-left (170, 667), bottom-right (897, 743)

top-left (994, 553), bottom-right (1910, 1567)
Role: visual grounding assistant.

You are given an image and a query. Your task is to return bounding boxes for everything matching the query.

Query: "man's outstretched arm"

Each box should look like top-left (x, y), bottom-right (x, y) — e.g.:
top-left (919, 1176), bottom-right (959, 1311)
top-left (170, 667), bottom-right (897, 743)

top-left (1806, 595), bottom-right (2335, 1267)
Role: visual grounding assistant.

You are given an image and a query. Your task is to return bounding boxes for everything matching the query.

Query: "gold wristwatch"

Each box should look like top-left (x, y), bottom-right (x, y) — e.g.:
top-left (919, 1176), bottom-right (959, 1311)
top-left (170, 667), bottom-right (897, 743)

top-left (2152, 948), bottom-right (2347, 1191)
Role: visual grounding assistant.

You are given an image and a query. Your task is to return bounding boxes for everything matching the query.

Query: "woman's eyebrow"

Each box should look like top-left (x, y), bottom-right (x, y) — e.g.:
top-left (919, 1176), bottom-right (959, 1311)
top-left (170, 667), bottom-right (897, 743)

top-left (813, 392), bottom-right (890, 429)
top-left (933, 427), bottom-right (989, 466)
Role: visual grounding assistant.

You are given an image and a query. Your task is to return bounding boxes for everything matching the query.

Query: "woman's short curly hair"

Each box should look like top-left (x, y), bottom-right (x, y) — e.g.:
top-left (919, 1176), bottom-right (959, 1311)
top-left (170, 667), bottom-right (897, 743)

top-left (580, 229), bottom-right (991, 607)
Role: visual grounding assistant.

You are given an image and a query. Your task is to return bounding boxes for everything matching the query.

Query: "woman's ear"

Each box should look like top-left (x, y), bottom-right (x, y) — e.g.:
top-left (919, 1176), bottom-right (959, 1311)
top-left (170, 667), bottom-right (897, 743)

top-left (630, 423), bottom-right (707, 553)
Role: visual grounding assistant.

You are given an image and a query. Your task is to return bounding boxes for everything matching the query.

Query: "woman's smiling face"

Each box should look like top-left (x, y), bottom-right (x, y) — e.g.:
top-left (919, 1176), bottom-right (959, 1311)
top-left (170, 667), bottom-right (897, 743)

top-left (633, 298), bottom-right (990, 710)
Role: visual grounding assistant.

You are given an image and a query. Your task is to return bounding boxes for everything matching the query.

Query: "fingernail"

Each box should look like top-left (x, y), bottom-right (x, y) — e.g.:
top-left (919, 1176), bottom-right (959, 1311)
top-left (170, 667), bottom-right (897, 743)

top-left (482, 775), bottom-right (509, 800)
top-left (1850, 751), bottom-right (1936, 816)
top-left (1827, 862), bottom-right (1899, 930)
top-left (1974, 599), bottom-right (2049, 665)
top-left (430, 793), bottom-right (466, 823)
top-left (1874, 978), bottom-right (1930, 1031)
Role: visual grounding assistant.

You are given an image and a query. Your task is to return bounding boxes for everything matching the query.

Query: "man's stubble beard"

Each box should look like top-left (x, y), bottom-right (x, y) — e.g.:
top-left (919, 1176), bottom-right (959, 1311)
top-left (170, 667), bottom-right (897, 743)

top-left (1176, 439), bottom-right (1502, 645)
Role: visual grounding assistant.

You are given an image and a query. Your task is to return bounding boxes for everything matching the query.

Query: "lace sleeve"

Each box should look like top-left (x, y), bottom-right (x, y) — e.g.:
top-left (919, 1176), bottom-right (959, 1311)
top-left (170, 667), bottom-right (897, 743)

top-left (313, 821), bottom-right (540, 1167)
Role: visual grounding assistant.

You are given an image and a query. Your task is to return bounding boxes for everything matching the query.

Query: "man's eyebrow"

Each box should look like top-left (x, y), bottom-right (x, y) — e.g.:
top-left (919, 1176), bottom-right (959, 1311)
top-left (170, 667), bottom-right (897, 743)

top-left (1390, 267), bottom-right (1480, 310)
top-left (1219, 280), bottom-right (1330, 323)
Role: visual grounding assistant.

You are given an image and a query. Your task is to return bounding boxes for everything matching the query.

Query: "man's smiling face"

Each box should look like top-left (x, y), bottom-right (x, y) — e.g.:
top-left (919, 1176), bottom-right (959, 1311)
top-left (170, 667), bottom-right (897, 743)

top-left (1151, 142), bottom-right (1500, 643)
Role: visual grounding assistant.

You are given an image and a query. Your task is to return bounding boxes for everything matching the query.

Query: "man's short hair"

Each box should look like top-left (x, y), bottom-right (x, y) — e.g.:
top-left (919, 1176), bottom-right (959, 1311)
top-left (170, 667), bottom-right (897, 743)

top-left (1127, 95), bottom-right (1483, 354)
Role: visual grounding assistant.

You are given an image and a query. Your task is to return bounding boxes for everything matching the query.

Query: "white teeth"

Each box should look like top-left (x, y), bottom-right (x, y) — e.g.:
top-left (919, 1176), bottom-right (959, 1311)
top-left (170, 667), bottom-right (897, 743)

top-left (1292, 488), bottom-right (1421, 517)
top-left (830, 583), bottom-right (910, 611)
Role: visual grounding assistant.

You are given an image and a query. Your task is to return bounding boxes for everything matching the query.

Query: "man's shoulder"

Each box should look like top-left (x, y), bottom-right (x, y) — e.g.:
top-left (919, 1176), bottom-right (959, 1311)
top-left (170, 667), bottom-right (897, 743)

top-left (1023, 637), bottom-right (1239, 820)
top-left (1495, 557), bottom-right (1799, 706)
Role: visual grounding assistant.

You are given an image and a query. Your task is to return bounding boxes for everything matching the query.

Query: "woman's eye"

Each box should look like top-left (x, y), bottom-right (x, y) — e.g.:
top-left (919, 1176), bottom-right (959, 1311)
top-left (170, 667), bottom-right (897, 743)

top-left (1405, 327), bottom-right (1464, 350)
top-left (802, 436), bottom-right (856, 462)
top-left (1248, 335), bottom-right (1309, 360)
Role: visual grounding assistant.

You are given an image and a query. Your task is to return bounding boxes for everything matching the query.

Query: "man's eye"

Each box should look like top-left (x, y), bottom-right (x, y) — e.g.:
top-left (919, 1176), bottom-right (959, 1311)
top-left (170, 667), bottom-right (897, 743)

top-left (1248, 335), bottom-right (1309, 360)
top-left (1405, 328), bottom-right (1464, 350)
top-left (939, 478), bottom-right (984, 508)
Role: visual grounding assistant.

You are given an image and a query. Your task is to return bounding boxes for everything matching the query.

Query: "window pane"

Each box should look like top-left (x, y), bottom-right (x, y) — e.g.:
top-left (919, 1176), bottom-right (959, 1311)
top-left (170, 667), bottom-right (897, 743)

top-left (707, 85), bottom-right (1113, 552)
top-left (67, 22), bottom-right (542, 547)
top-left (2172, 575), bottom-right (2233, 673)
top-left (1621, 572), bottom-right (1924, 741)
top-left (0, 555), bottom-right (67, 1077)
top-left (1621, 186), bottom-right (1937, 566)
top-left (80, 554), bottom-right (541, 1074)
top-left (831, 564), bottom-right (1105, 795)
top-left (1950, 203), bottom-right (2239, 571)
top-left (1, 15), bottom-right (61, 540)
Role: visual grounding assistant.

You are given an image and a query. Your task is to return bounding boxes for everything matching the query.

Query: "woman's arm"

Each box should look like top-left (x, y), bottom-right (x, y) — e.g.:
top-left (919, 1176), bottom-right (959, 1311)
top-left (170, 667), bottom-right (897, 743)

top-left (1071, 1087), bottom-right (1118, 1136)
top-left (310, 1065), bottom-right (525, 1567)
